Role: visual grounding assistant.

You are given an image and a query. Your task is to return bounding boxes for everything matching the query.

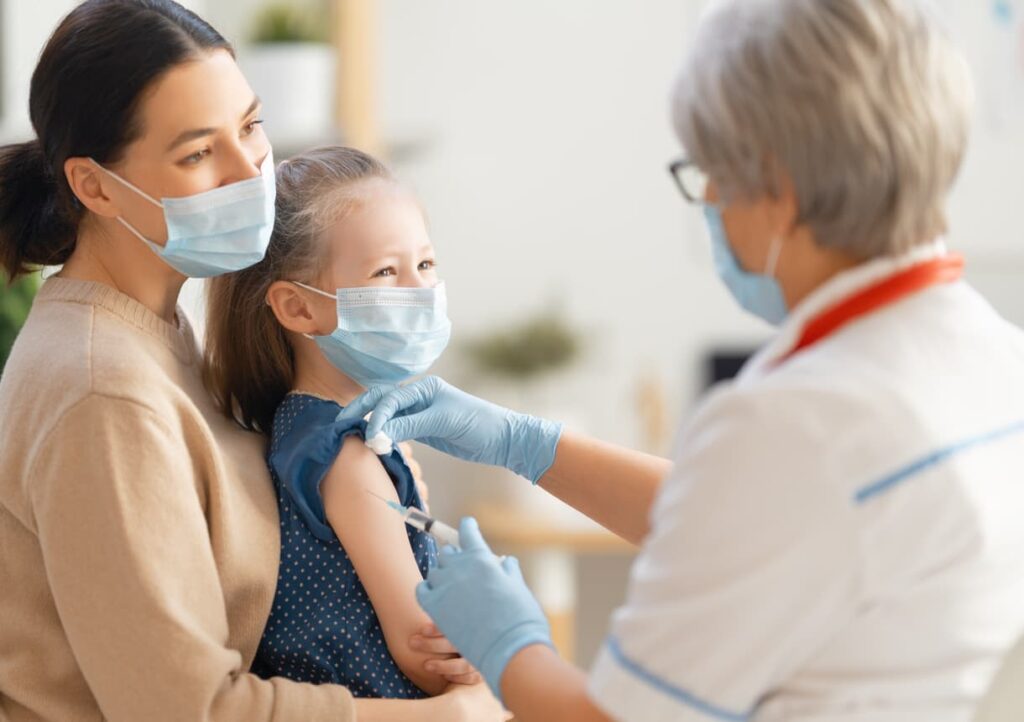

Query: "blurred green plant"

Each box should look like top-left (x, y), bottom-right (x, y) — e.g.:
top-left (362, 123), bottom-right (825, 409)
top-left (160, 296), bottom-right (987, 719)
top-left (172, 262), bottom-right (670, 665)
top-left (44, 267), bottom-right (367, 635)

top-left (250, 2), bottom-right (330, 44)
top-left (0, 274), bottom-right (40, 373)
top-left (462, 311), bottom-right (583, 381)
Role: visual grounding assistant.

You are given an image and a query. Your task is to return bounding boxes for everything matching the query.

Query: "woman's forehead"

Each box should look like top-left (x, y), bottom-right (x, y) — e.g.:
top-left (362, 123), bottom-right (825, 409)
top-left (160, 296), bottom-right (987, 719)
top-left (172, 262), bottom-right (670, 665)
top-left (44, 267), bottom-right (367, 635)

top-left (134, 50), bottom-right (256, 151)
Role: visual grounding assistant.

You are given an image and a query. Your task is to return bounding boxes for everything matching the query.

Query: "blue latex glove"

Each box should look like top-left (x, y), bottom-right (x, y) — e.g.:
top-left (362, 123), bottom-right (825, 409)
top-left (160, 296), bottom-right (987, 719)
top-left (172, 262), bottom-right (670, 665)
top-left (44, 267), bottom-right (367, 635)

top-left (416, 517), bottom-right (554, 700)
top-left (335, 376), bottom-right (564, 484)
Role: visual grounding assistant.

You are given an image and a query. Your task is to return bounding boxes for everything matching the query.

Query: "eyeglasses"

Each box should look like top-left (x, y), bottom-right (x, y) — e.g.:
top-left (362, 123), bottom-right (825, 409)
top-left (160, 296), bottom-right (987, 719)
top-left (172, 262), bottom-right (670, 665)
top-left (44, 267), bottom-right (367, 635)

top-left (667, 158), bottom-right (709, 204)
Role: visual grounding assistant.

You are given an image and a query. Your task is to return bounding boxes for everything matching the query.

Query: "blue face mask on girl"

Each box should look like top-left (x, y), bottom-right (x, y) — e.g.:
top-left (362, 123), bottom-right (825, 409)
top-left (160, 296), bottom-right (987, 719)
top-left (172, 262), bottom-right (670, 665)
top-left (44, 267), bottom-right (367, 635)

top-left (703, 204), bottom-right (788, 326)
top-left (293, 281), bottom-right (452, 388)
top-left (92, 151), bottom-right (276, 278)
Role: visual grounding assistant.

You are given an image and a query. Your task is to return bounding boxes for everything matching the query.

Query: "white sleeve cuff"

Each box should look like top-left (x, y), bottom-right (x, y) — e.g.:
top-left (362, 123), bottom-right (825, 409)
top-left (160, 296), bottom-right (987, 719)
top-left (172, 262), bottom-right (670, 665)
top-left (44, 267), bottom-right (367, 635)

top-left (588, 637), bottom-right (751, 722)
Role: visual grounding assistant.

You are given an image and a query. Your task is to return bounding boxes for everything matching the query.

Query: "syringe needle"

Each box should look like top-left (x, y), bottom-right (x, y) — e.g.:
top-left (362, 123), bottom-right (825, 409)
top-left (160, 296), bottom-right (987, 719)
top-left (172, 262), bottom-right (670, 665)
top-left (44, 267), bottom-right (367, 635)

top-left (364, 489), bottom-right (400, 507)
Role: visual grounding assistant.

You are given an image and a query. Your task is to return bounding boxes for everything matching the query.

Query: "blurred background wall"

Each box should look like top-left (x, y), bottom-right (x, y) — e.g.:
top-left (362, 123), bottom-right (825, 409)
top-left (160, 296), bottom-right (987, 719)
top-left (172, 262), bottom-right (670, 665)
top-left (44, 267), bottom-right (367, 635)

top-left (2, 0), bottom-right (1023, 668)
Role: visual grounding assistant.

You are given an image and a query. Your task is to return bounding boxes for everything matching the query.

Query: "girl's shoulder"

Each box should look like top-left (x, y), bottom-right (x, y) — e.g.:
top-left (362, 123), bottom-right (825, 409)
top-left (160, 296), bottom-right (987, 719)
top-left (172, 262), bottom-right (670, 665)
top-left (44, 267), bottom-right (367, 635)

top-left (269, 392), bottom-right (346, 446)
top-left (268, 392), bottom-right (423, 542)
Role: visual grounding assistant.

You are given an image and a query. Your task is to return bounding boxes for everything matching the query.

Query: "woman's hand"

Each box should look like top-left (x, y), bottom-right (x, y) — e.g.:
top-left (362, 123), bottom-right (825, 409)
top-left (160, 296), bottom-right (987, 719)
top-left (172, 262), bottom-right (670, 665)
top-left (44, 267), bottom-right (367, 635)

top-left (410, 623), bottom-right (481, 685)
top-left (336, 376), bottom-right (563, 483)
top-left (438, 680), bottom-right (512, 721)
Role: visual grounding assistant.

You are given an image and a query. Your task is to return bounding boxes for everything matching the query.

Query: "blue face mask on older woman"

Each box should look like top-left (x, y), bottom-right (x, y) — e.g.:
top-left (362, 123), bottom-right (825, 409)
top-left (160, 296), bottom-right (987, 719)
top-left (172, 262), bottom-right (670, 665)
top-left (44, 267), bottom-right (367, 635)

top-left (703, 204), bottom-right (788, 326)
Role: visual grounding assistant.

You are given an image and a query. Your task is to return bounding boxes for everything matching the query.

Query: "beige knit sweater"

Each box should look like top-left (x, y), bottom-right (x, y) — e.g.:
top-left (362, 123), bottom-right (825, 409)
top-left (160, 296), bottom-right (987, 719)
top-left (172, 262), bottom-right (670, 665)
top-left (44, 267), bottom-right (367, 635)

top-left (0, 278), bottom-right (354, 721)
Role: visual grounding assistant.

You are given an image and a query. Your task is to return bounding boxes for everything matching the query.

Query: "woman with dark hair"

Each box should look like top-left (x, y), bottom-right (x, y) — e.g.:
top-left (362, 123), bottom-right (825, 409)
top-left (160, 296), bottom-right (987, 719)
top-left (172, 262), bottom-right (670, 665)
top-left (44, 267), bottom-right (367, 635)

top-left (0, 2), bottom-right (503, 720)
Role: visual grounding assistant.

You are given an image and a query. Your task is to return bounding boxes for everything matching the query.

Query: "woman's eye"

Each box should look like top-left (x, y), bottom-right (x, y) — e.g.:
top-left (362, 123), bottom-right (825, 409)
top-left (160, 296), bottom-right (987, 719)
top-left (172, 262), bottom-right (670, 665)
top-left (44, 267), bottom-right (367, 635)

top-left (242, 119), bottom-right (265, 137)
top-left (182, 148), bottom-right (211, 165)
top-left (373, 267), bottom-right (396, 278)
top-left (418, 259), bottom-right (436, 271)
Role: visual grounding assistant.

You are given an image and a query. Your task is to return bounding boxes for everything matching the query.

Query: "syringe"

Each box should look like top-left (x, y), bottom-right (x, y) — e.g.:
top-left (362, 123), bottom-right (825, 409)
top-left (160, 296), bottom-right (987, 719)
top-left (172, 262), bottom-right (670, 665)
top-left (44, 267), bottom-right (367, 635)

top-left (366, 491), bottom-right (462, 549)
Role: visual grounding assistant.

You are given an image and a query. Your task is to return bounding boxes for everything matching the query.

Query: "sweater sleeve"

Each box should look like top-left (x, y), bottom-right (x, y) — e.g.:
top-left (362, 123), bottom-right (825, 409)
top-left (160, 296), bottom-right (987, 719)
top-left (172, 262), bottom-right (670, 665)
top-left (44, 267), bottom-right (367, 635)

top-left (28, 394), bottom-right (356, 722)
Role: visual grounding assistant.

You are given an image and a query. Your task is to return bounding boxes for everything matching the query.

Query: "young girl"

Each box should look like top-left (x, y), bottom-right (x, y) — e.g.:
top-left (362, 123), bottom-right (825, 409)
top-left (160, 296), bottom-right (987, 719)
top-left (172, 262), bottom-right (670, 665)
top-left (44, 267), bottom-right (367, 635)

top-left (204, 146), bottom-right (464, 699)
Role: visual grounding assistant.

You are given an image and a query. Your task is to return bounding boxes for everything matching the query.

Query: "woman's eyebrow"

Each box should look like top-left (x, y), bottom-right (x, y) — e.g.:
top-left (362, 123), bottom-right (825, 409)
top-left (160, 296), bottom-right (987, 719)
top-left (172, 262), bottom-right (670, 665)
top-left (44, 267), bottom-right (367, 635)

top-left (167, 126), bottom-right (215, 152)
top-left (166, 96), bottom-right (261, 152)
top-left (241, 96), bottom-right (261, 120)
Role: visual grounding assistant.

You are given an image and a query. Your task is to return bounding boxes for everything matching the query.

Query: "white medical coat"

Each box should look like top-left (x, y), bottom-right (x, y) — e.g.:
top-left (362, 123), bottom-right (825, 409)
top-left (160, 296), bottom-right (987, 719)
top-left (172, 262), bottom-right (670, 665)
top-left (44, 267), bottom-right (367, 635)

top-left (589, 244), bottom-right (1024, 721)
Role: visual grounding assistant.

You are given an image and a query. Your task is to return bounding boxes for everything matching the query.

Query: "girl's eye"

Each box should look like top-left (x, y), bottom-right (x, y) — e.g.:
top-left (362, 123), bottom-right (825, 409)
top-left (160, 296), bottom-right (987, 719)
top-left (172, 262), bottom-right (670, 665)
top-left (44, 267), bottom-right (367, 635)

top-left (418, 259), bottom-right (436, 271)
top-left (242, 119), bottom-right (265, 137)
top-left (373, 267), bottom-right (396, 278)
top-left (182, 148), bottom-right (211, 165)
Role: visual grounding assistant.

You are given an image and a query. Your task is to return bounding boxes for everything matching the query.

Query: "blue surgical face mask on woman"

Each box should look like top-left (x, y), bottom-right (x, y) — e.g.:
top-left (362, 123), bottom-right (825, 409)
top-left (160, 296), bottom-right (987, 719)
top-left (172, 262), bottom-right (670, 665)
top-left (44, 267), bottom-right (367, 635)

top-left (92, 151), bottom-right (276, 278)
top-left (292, 281), bottom-right (452, 388)
top-left (703, 204), bottom-right (788, 326)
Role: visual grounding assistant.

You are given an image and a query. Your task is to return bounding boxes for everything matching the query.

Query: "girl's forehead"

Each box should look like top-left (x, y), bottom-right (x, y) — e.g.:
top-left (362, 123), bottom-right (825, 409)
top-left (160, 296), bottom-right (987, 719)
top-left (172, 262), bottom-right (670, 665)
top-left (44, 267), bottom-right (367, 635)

top-left (326, 190), bottom-right (430, 253)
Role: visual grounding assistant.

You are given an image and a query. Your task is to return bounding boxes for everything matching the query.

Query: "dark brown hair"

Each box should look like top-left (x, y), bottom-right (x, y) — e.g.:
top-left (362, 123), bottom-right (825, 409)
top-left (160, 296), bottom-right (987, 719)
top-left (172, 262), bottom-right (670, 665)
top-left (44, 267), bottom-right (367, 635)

top-left (0, 0), bottom-right (231, 281)
top-left (204, 146), bottom-right (393, 434)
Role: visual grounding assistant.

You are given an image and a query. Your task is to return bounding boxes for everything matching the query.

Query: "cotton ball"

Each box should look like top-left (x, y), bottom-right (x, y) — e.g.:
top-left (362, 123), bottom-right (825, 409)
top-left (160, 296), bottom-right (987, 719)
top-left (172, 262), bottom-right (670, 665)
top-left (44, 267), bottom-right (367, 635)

top-left (365, 432), bottom-right (393, 456)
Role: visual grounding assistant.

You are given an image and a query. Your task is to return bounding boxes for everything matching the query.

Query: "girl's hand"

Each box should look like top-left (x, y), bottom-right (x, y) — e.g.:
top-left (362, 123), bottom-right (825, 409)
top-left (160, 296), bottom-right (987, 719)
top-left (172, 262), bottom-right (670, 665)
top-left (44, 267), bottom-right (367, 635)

top-left (411, 624), bottom-right (482, 685)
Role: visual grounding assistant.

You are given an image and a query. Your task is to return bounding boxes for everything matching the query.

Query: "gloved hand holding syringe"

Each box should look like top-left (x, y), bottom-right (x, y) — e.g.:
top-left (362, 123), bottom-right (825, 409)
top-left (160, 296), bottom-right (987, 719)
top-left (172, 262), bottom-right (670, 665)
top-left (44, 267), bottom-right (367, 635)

top-left (367, 490), bottom-right (547, 703)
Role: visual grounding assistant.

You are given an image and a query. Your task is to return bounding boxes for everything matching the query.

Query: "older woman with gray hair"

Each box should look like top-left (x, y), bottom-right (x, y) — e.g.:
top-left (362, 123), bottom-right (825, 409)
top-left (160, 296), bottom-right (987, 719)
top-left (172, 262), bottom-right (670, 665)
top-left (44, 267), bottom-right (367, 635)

top-left (339, 0), bottom-right (1024, 720)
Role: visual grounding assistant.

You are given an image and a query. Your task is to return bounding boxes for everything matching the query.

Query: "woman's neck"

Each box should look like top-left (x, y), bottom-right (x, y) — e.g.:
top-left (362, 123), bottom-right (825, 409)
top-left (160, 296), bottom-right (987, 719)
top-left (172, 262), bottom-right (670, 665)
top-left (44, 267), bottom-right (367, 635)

top-left (778, 227), bottom-right (861, 311)
top-left (292, 342), bottom-right (366, 408)
top-left (58, 216), bottom-right (185, 322)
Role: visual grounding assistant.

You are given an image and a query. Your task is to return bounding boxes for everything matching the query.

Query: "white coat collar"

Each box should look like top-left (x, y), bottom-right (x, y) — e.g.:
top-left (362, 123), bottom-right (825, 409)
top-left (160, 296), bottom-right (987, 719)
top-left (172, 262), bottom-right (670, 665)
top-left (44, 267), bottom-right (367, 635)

top-left (741, 239), bottom-right (949, 378)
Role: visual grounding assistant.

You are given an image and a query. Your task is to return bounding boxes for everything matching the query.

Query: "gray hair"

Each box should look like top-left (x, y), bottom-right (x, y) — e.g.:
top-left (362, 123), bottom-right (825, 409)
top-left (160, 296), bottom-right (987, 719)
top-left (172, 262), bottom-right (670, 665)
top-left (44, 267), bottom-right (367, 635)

top-left (672, 0), bottom-right (973, 258)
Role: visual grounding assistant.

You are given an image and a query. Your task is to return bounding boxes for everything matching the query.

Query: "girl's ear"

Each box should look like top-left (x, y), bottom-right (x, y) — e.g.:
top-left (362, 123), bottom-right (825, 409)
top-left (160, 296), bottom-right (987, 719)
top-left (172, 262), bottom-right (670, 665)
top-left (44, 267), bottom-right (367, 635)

top-left (266, 281), bottom-right (331, 335)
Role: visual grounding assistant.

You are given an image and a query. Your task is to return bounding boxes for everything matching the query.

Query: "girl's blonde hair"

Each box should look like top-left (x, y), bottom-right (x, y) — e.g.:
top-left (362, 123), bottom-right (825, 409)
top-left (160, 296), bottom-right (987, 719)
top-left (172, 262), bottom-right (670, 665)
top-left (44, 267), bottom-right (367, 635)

top-left (204, 145), bottom-right (392, 434)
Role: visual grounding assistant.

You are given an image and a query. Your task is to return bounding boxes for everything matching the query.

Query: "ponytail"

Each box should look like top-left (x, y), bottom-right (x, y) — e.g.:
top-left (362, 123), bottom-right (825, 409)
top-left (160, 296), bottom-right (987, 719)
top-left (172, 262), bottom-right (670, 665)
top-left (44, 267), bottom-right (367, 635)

top-left (0, 140), bottom-right (77, 280)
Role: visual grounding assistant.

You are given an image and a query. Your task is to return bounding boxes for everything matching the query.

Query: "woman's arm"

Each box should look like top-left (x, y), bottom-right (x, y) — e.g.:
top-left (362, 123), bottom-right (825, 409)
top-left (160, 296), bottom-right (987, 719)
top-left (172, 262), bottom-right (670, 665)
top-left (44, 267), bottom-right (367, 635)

top-left (355, 682), bottom-right (509, 722)
top-left (538, 430), bottom-right (670, 545)
top-left (28, 394), bottom-right (494, 722)
top-left (501, 645), bottom-right (611, 722)
top-left (321, 436), bottom-right (453, 695)
top-left (30, 396), bottom-right (357, 721)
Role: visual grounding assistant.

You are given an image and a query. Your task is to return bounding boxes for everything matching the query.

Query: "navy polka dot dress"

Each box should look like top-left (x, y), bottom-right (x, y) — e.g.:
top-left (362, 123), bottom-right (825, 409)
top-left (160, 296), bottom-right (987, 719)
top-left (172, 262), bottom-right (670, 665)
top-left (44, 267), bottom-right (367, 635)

top-left (252, 392), bottom-right (437, 698)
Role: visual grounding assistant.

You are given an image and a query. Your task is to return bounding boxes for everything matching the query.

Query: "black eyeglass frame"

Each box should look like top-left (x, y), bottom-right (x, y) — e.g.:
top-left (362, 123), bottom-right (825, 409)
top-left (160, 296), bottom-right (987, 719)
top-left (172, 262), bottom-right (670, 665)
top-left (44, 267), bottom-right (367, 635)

top-left (667, 157), bottom-right (708, 205)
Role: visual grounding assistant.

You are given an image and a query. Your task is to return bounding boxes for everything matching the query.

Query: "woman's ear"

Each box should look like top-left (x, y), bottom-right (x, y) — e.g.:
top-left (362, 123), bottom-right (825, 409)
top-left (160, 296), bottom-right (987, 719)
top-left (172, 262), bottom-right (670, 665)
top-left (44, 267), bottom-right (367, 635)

top-left (266, 280), bottom-right (331, 335)
top-left (64, 157), bottom-right (122, 218)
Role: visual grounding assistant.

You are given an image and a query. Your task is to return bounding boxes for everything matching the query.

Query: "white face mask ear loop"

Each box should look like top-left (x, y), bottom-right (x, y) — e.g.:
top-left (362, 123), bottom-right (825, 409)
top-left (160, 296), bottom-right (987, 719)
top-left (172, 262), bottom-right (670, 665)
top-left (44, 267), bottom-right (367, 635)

top-left (290, 280), bottom-right (337, 300)
top-left (88, 158), bottom-right (163, 208)
top-left (289, 281), bottom-right (336, 341)
top-left (764, 236), bottom-right (784, 279)
top-left (115, 217), bottom-right (155, 245)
